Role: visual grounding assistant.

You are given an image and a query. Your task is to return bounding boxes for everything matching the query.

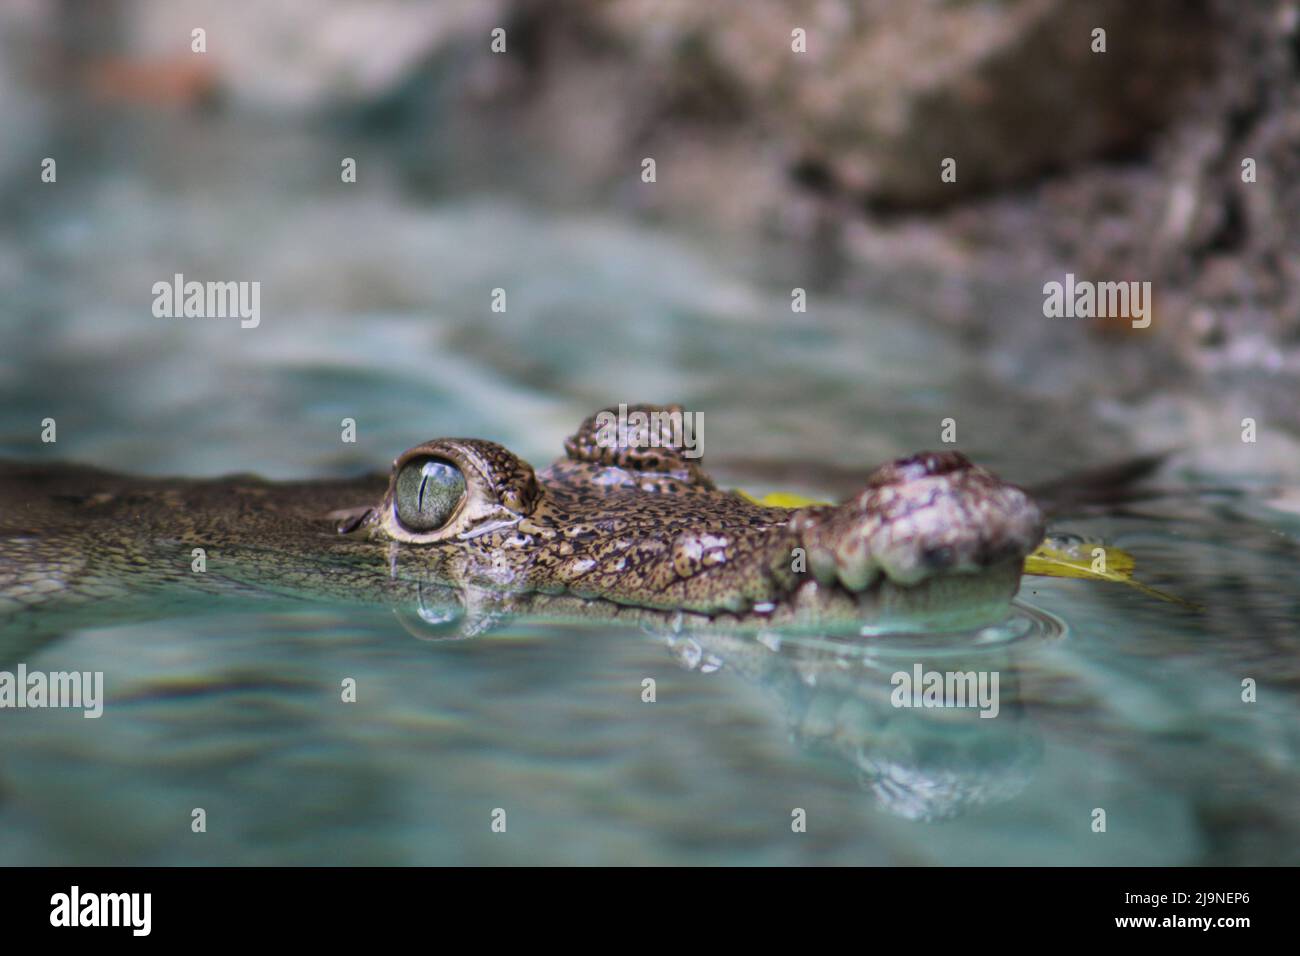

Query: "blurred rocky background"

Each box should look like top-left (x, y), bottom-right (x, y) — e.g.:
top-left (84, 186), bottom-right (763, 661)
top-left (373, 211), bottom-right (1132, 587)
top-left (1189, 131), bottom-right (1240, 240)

top-left (3, 0), bottom-right (1298, 464)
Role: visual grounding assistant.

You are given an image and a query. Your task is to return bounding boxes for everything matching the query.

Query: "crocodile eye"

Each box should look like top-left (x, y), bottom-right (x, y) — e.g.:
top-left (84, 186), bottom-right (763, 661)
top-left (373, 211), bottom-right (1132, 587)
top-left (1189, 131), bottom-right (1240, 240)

top-left (394, 457), bottom-right (466, 532)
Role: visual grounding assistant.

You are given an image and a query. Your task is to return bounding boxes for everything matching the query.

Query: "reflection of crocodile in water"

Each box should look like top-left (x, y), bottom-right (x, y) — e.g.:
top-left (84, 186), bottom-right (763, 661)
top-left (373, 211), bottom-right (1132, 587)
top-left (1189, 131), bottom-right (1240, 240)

top-left (669, 630), bottom-right (1044, 822)
top-left (1, 404), bottom-right (1045, 638)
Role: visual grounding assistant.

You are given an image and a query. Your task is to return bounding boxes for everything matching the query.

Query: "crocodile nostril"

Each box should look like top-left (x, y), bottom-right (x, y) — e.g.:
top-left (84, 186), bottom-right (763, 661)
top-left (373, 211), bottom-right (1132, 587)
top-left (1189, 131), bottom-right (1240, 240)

top-left (921, 544), bottom-right (956, 569)
top-left (869, 451), bottom-right (972, 486)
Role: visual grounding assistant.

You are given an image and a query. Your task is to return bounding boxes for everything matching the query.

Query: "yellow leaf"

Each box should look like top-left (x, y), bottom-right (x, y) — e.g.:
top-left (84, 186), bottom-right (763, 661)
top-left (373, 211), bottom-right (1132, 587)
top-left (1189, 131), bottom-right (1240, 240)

top-left (736, 489), bottom-right (830, 509)
top-left (1025, 539), bottom-right (1133, 581)
top-left (1025, 539), bottom-right (1199, 608)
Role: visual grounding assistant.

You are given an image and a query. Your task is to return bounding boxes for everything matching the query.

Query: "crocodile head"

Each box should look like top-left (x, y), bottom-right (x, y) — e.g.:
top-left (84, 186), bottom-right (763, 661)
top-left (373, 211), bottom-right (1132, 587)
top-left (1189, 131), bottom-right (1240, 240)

top-left (362, 404), bottom-right (1045, 633)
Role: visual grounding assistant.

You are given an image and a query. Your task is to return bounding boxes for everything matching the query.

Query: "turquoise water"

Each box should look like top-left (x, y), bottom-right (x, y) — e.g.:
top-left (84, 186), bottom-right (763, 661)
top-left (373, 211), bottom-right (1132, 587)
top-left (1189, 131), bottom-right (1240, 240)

top-left (2, 116), bottom-right (1298, 865)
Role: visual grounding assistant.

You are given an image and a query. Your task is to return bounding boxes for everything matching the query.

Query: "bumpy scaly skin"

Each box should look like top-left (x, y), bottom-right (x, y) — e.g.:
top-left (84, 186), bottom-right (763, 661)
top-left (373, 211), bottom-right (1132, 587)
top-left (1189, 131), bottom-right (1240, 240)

top-left (0, 404), bottom-right (1044, 635)
top-left (793, 453), bottom-right (1045, 588)
top-left (370, 404), bottom-right (1044, 628)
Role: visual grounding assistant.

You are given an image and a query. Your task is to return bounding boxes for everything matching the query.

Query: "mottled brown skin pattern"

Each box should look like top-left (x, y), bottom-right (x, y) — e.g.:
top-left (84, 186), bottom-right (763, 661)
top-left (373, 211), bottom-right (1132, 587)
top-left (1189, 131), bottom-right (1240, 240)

top-left (0, 405), bottom-right (1044, 636)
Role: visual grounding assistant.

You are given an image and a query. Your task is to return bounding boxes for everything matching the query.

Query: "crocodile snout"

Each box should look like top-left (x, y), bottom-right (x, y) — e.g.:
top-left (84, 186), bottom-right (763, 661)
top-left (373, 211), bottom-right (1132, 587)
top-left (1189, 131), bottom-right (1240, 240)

top-left (792, 451), bottom-right (1045, 590)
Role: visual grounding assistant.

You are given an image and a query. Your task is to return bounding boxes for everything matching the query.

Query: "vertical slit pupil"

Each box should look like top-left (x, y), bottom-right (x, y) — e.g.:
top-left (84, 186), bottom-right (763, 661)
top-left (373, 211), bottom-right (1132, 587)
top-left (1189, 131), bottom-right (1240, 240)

top-left (396, 457), bottom-right (465, 531)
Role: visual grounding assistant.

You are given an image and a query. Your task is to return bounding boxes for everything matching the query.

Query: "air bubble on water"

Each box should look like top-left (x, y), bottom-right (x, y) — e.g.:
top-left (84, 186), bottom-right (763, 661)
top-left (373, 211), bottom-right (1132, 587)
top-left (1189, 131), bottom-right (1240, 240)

top-left (418, 605), bottom-right (460, 627)
top-left (677, 638), bottom-right (703, 670)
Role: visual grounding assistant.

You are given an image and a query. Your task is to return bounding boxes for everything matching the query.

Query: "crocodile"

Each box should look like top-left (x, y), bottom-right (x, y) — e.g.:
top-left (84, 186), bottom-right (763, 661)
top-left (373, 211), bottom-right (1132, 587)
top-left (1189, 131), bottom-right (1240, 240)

top-left (0, 404), bottom-right (1045, 638)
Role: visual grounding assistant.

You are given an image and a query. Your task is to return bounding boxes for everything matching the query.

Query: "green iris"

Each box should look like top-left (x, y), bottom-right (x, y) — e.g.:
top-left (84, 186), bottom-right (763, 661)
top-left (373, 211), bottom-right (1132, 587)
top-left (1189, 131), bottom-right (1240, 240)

top-left (395, 457), bottom-right (466, 532)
